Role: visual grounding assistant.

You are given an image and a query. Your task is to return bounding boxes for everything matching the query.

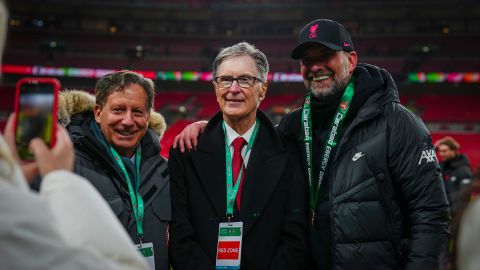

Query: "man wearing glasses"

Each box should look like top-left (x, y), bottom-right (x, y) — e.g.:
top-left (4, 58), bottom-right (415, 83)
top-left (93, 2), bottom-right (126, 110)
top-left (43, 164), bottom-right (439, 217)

top-left (168, 42), bottom-right (308, 270)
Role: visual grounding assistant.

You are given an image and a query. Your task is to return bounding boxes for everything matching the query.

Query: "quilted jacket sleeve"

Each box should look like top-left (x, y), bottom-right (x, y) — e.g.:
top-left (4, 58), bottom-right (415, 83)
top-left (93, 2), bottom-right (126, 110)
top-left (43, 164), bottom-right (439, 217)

top-left (387, 104), bottom-right (450, 270)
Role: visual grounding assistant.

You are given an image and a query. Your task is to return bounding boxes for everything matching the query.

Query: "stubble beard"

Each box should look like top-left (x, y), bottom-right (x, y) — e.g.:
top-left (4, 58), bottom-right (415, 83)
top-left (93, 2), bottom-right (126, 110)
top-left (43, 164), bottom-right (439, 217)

top-left (308, 78), bottom-right (347, 100)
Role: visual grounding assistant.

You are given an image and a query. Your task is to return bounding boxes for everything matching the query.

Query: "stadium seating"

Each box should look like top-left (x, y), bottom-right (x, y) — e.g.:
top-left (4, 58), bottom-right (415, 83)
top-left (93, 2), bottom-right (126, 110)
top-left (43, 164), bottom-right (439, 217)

top-left (155, 91), bottom-right (191, 110)
top-left (406, 95), bottom-right (480, 123)
top-left (160, 119), bottom-right (195, 158)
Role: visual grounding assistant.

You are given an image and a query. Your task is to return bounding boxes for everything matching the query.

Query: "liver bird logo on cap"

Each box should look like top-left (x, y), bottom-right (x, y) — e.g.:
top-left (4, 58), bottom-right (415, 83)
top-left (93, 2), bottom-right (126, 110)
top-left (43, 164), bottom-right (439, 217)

top-left (309, 24), bottom-right (318, 39)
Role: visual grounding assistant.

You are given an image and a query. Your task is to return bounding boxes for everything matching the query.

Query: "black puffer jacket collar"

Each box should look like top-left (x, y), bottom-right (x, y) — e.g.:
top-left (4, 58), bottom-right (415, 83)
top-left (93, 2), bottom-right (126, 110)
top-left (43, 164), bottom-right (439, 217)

top-left (352, 63), bottom-right (400, 120)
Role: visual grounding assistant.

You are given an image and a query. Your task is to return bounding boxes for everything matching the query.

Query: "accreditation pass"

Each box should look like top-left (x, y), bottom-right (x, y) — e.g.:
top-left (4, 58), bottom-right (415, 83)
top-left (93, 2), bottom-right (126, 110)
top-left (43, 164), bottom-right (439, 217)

top-left (137, 242), bottom-right (155, 270)
top-left (215, 221), bottom-right (243, 270)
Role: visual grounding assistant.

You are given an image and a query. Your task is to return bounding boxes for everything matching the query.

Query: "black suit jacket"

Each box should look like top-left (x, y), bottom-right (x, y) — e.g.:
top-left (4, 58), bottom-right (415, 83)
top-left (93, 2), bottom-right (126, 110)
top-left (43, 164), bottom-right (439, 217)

top-left (169, 110), bottom-right (308, 270)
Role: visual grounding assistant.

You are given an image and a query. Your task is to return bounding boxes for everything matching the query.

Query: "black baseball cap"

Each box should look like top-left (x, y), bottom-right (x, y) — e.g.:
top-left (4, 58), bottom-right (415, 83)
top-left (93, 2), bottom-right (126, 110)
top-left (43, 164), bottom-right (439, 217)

top-left (291, 19), bottom-right (354, 59)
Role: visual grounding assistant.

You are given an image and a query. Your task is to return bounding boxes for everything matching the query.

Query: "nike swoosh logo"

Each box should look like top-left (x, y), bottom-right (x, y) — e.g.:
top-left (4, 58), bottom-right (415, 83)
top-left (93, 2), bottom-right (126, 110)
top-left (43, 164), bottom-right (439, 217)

top-left (352, 152), bottom-right (365, 161)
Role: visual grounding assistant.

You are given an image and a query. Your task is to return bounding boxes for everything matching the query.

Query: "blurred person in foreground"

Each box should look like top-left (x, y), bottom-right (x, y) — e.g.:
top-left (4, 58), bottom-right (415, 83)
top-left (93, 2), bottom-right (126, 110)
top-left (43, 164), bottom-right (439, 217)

top-left (0, 115), bottom-right (148, 270)
top-left (173, 19), bottom-right (450, 269)
top-left (168, 41), bottom-right (308, 270)
top-left (457, 194), bottom-right (480, 270)
top-left (59, 70), bottom-right (170, 270)
top-left (435, 136), bottom-right (473, 213)
top-left (0, 2), bottom-right (147, 269)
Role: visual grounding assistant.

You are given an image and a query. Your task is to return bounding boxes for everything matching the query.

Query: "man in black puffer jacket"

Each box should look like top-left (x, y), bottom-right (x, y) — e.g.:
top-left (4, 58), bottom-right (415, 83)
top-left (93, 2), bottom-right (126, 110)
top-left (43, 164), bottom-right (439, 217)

top-left (277, 19), bottom-right (450, 270)
top-left (59, 71), bottom-right (171, 270)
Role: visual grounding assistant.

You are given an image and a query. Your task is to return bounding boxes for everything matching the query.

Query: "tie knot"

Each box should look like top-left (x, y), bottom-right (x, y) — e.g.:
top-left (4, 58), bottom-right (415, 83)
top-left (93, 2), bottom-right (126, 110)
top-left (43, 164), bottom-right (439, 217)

top-left (232, 137), bottom-right (247, 153)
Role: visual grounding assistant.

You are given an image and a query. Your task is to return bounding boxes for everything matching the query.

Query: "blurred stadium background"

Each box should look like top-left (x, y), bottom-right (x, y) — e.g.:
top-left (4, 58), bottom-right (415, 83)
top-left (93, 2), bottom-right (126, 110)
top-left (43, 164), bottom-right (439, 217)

top-left (1, 0), bottom-right (479, 168)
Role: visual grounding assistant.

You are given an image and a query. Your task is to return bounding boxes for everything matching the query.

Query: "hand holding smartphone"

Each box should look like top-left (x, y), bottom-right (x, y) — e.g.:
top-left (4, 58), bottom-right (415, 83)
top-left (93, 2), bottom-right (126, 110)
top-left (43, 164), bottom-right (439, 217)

top-left (14, 77), bottom-right (60, 160)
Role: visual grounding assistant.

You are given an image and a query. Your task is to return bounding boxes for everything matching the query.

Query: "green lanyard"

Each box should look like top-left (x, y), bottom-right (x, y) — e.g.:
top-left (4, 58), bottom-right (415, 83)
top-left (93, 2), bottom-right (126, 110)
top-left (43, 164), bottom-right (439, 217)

top-left (301, 77), bottom-right (355, 225)
top-left (110, 146), bottom-right (144, 242)
top-left (223, 120), bottom-right (260, 221)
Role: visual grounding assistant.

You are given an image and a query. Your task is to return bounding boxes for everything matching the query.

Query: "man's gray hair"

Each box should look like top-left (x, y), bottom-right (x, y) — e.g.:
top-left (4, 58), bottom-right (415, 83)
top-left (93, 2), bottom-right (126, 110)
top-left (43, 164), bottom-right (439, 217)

top-left (212, 41), bottom-right (269, 82)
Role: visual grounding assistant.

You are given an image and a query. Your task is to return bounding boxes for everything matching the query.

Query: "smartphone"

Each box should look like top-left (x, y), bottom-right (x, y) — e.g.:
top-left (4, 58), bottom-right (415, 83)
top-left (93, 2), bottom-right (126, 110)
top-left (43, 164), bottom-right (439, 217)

top-left (14, 77), bottom-right (60, 160)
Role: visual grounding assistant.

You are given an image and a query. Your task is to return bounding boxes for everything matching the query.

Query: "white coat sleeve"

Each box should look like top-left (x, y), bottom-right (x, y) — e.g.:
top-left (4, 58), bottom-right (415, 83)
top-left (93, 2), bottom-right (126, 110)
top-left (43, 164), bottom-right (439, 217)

top-left (0, 170), bottom-right (148, 270)
top-left (39, 170), bottom-right (149, 270)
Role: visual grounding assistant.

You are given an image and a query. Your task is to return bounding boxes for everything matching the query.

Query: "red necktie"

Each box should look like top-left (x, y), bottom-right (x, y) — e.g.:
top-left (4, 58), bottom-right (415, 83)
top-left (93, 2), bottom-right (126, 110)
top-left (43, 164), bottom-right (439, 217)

top-left (232, 137), bottom-right (247, 209)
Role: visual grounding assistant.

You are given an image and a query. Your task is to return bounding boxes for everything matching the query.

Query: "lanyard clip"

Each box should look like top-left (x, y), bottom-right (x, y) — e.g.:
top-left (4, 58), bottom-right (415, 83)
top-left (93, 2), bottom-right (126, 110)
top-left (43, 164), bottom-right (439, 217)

top-left (226, 214), bottom-right (233, 225)
top-left (138, 236), bottom-right (144, 247)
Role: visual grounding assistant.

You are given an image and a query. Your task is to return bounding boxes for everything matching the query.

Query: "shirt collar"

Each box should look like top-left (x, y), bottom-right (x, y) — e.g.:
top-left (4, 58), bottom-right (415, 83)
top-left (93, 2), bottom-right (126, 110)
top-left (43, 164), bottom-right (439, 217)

top-left (224, 120), bottom-right (257, 147)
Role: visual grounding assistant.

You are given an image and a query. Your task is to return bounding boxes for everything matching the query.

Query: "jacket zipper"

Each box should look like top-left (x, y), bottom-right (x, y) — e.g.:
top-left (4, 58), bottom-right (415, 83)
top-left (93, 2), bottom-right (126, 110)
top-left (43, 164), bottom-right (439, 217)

top-left (328, 109), bottom-right (382, 269)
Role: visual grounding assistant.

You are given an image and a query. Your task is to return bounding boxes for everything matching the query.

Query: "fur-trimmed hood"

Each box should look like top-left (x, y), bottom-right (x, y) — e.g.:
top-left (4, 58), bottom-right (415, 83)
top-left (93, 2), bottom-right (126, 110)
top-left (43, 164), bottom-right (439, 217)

top-left (58, 90), bottom-right (167, 139)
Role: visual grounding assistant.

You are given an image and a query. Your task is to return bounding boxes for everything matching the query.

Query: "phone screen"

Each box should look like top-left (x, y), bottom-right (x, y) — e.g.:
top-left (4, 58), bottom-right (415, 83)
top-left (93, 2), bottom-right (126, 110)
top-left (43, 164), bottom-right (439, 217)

top-left (15, 82), bottom-right (56, 160)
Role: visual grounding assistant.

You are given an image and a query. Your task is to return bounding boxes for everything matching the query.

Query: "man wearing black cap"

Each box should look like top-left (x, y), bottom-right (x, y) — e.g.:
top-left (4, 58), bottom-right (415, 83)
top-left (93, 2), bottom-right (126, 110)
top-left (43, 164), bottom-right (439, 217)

top-left (173, 19), bottom-right (450, 270)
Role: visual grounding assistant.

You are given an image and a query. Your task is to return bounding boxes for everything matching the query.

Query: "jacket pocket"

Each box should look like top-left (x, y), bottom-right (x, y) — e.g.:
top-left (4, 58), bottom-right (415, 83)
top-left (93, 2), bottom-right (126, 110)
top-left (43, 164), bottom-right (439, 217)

top-left (152, 194), bottom-right (171, 221)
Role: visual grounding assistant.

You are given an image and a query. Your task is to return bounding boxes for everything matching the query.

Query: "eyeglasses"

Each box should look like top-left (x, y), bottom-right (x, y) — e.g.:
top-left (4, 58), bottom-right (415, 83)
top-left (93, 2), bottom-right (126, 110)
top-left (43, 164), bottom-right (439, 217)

top-left (214, 75), bottom-right (263, 89)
